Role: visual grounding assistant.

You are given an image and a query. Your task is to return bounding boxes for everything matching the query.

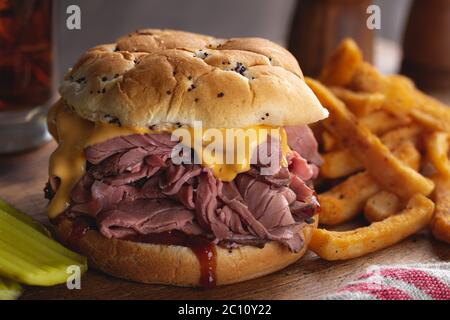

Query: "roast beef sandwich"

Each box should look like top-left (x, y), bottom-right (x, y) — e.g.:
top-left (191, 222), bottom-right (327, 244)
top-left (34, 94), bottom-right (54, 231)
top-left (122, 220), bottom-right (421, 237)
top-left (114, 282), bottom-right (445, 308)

top-left (45, 29), bottom-right (329, 287)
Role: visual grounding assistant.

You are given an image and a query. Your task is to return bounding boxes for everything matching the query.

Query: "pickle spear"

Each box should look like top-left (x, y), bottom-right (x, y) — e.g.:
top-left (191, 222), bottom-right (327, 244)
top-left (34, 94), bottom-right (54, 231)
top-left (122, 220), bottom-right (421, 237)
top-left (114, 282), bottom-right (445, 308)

top-left (0, 199), bottom-right (50, 237)
top-left (0, 276), bottom-right (22, 300)
top-left (0, 208), bottom-right (87, 286)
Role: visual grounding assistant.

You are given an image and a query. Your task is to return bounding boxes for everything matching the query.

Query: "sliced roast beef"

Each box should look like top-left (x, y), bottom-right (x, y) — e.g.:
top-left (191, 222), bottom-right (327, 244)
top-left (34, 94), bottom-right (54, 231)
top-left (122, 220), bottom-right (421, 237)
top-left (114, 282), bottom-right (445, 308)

top-left (195, 170), bottom-right (232, 239)
top-left (261, 167), bottom-right (291, 187)
top-left (63, 129), bottom-right (320, 253)
top-left (235, 174), bottom-right (294, 228)
top-left (161, 163), bottom-right (202, 195)
top-left (71, 180), bottom-right (142, 216)
top-left (285, 125), bottom-right (323, 166)
top-left (175, 184), bottom-right (195, 209)
top-left (287, 151), bottom-right (315, 181)
top-left (98, 199), bottom-right (202, 238)
top-left (219, 177), bottom-right (307, 251)
top-left (85, 133), bottom-right (177, 164)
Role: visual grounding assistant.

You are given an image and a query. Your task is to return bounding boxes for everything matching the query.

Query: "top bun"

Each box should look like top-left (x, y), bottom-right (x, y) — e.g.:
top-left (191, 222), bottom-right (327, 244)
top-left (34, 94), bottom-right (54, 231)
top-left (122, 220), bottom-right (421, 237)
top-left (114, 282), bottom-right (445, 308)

top-left (60, 29), bottom-right (328, 129)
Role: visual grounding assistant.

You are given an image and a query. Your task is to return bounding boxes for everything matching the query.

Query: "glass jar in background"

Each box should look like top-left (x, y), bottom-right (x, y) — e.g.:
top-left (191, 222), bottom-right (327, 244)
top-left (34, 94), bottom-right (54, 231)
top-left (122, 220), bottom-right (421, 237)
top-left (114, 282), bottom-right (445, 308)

top-left (288, 0), bottom-right (374, 78)
top-left (0, 0), bottom-right (54, 153)
top-left (401, 0), bottom-right (450, 91)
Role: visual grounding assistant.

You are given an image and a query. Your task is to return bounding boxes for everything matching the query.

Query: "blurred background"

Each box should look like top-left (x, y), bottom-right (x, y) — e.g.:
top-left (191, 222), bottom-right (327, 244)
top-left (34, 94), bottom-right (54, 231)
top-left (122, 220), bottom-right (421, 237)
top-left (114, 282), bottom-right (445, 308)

top-left (1, 0), bottom-right (449, 153)
top-left (56, 0), bottom-right (412, 80)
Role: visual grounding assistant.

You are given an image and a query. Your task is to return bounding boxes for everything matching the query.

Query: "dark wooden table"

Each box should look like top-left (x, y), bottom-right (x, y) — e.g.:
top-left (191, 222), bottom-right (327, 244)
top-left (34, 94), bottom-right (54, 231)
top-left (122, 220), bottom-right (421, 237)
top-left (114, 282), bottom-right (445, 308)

top-left (0, 141), bottom-right (449, 300)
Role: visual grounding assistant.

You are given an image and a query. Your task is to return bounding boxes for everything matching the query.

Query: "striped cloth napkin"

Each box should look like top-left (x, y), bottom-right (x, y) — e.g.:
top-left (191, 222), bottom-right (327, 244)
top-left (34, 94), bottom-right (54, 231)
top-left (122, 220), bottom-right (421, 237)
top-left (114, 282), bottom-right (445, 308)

top-left (325, 262), bottom-right (450, 300)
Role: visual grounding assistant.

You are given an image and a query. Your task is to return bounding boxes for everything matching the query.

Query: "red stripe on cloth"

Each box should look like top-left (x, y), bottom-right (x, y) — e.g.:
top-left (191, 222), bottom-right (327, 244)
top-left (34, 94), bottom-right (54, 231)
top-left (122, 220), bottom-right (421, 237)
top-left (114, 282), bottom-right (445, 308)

top-left (357, 271), bottom-right (375, 280)
top-left (338, 282), bottom-right (413, 300)
top-left (380, 268), bottom-right (450, 300)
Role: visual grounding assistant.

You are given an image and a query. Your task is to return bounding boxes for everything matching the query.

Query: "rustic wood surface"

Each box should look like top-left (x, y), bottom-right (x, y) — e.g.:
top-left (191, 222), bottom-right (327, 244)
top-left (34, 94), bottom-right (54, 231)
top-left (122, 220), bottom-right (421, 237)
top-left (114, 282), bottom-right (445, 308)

top-left (0, 138), bottom-right (448, 300)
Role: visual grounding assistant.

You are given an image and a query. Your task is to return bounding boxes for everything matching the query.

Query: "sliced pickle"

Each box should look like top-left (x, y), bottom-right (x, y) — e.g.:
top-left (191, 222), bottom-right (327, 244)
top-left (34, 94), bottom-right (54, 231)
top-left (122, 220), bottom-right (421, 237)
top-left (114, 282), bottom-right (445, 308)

top-left (0, 208), bottom-right (87, 286)
top-left (0, 199), bottom-right (50, 237)
top-left (0, 276), bottom-right (22, 300)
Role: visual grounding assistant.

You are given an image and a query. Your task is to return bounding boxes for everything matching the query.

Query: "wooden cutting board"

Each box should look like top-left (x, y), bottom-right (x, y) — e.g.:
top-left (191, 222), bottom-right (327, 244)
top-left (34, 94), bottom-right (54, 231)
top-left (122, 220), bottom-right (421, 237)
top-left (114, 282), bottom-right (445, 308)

top-left (0, 140), bottom-right (449, 300)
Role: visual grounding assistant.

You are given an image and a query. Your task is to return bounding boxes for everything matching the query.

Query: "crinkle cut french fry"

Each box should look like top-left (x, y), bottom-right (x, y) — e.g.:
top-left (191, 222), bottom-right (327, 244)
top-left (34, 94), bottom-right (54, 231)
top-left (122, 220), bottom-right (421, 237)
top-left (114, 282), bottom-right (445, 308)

top-left (330, 87), bottom-right (385, 117)
top-left (364, 191), bottom-right (401, 223)
top-left (380, 75), bottom-right (419, 117)
top-left (318, 139), bottom-right (421, 225)
top-left (352, 71), bottom-right (450, 132)
top-left (388, 74), bottom-right (416, 89)
top-left (431, 176), bottom-right (450, 244)
top-left (348, 70), bottom-right (419, 117)
top-left (363, 140), bottom-right (420, 223)
top-left (376, 75), bottom-right (450, 131)
top-left (333, 40), bottom-right (450, 131)
top-left (310, 194), bottom-right (435, 261)
top-left (0, 208), bottom-right (87, 286)
top-left (0, 198), bottom-right (50, 237)
top-left (425, 132), bottom-right (450, 177)
top-left (410, 109), bottom-right (449, 133)
top-left (390, 141), bottom-right (421, 171)
top-left (0, 276), bottom-right (21, 300)
top-left (318, 172), bottom-right (380, 225)
top-left (320, 137), bottom-right (420, 179)
top-left (410, 91), bottom-right (450, 133)
top-left (380, 125), bottom-right (421, 151)
top-left (320, 149), bottom-right (363, 179)
top-left (347, 62), bottom-right (388, 93)
top-left (306, 77), bottom-right (434, 199)
top-left (359, 110), bottom-right (411, 136)
top-left (319, 38), bottom-right (363, 87)
top-left (349, 73), bottom-right (418, 118)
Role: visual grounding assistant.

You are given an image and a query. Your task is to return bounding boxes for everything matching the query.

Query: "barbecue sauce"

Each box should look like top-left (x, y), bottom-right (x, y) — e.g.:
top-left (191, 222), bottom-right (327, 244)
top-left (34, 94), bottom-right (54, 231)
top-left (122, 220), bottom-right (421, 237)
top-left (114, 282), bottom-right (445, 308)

top-left (66, 217), bottom-right (92, 247)
top-left (187, 239), bottom-right (217, 288)
top-left (124, 231), bottom-right (217, 288)
top-left (52, 218), bottom-right (218, 288)
top-left (50, 215), bottom-right (93, 249)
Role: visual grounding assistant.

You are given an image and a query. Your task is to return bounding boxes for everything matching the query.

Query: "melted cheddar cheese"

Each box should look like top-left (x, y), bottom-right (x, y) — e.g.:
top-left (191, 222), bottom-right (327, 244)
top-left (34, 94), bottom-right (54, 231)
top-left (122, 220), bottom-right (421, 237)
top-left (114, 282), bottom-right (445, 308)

top-left (173, 125), bottom-right (290, 182)
top-left (48, 103), bottom-right (291, 218)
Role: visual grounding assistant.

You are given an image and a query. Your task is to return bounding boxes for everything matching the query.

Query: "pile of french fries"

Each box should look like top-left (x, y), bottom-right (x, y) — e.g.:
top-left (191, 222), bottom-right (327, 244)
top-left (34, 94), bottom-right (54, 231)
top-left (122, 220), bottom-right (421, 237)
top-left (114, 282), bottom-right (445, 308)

top-left (307, 39), bottom-right (450, 261)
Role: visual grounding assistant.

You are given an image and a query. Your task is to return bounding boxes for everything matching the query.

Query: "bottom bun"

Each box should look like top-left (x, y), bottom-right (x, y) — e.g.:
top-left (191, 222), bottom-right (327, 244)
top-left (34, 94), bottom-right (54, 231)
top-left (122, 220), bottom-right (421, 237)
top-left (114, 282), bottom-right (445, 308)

top-left (55, 216), bottom-right (317, 287)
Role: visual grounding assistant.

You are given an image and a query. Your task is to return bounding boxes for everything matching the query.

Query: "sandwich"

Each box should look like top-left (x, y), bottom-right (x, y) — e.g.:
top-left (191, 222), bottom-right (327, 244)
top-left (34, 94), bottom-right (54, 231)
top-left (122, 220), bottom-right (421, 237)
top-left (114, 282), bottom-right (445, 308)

top-left (45, 29), bottom-right (328, 287)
